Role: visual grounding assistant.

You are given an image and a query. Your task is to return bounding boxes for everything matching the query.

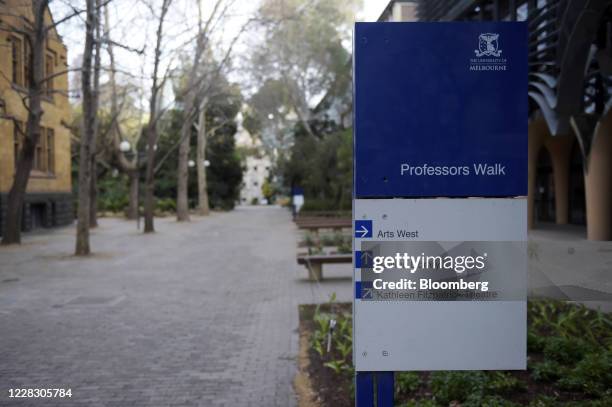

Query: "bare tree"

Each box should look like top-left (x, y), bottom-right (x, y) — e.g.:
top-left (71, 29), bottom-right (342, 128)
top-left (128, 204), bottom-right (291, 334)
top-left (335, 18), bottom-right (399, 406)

top-left (75, 0), bottom-right (100, 255)
top-left (175, 0), bottom-right (229, 221)
top-left (89, 0), bottom-right (103, 228)
top-left (195, 99), bottom-right (209, 215)
top-left (143, 0), bottom-right (173, 233)
top-left (175, 2), bottom-right (254, 219)
top-left (1, 0), bottom-right (53, 245)
top-left (103, 3), bottom-right (140, 220)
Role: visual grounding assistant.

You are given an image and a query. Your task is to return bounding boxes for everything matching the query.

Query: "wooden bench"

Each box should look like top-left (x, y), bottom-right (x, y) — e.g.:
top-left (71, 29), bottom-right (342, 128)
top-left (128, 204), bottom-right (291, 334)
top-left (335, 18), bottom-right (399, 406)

top-left (297, 253), bottom-right (352, 281)
top-left (294, 218), bottom-right (352, 232)
top-left (295, 210), bottom-right (351, 219)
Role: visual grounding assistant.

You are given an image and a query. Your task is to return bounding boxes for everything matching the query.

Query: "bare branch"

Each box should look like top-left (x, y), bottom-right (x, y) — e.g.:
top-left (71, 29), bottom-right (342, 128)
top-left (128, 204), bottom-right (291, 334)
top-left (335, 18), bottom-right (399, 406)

top-left (101, 38), bottom-right (145, 55)
top-left (45, 0), bottom-right (114, 32)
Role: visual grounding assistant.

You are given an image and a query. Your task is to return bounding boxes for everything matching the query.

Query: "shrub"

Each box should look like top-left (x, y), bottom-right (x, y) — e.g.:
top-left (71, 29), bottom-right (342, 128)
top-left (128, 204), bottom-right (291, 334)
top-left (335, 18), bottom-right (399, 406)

top-left (528, 300), bottom-right (612, 349)
top-left (465, 395), bottom-right (519, 407)
top-left (395, 372), bottom-right (421, 396)
top-left (337, 239), bottom-right (352, 254)
top-left (486, 371), bottom-right (526, 395)
top-left (430, 371), bottom-right (487, 405)
top-left (398, 400), bottom-right (437, 407)
top-left (156, 198), bottom-right (176, 212)
top-left (98, 194), bottom-right (129, 213)
top-left (562, 393), bottom-right (612, 407)
top-left (97, 173), bottom-right (129, 213)
top-left (527, 395), bottom-right (558, 407)
top-left (543, 337), bottom-right (594, 365)
top-left (530, 360), bottom-right (565, 382)
top-left (527, 329), bottom-right (546, 353)
top-left (303, 233), bottom-right (316, 247)
top-left (557, 351), bottom-right (612, 396)
top-left (320, 233), bottom-right (336, 246)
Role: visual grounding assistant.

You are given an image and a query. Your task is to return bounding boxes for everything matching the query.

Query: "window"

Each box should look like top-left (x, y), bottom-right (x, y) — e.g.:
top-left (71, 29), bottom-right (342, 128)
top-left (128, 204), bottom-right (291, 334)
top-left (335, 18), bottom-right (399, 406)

top-left (11, 36), bottom-right (23, 86)
top-left (10, 35), bottom-right (33, 88)
top-left (13, 124), bottom-right (55, 174)
top-left (44, 51), bottom-right (56, 97)
top-left (46, 128), bottom-right (55, 173)
top-left (33, 128), bottom-right (45, 171)
top-left (23, 40), bottom-right (32, 88)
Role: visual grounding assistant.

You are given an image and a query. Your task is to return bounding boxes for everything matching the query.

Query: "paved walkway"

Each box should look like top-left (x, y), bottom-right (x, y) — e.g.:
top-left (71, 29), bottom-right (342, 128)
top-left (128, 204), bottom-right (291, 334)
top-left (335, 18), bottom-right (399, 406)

top-left (0, 206), bottom-right (352, 406)
top-left (528, 224), bottom-right (612, 312)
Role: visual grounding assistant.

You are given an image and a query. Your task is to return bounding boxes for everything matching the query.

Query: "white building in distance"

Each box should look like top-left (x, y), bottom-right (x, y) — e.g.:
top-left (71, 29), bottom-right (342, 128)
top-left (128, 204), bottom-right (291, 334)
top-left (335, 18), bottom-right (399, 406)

top-left (235, 113), bottom-right (272, 205)
top-left (241, 155), bottom-right (271, 205)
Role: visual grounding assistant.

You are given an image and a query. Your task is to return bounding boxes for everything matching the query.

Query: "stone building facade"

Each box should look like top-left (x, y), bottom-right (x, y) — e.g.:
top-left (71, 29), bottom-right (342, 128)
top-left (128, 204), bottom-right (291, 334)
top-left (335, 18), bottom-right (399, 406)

top-left (0, 0), bottom-right (73, 235)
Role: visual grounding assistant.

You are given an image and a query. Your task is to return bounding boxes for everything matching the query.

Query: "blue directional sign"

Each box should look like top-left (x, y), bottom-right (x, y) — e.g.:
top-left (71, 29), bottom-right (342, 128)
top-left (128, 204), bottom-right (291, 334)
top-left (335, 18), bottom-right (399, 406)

top-left (353, 22), bottom-right (528, 198)
top-left (355, 281), bottom-right (373, 300)
top-left (355, 250), bottom-right (373, 268)
top-left (355, 220), bottom-right (373, 238)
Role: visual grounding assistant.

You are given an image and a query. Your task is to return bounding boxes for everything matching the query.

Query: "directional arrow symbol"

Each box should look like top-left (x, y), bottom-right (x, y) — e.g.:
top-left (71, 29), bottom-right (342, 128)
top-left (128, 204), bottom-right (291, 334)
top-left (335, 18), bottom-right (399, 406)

top-left (357, 225), bottom-right (369, 238)
top-left (354, 220), bottom-right (372, 238)
top-left (355, 251), bottom-right (373, 268)
top-left (361, 251), bottom-right (373, 267)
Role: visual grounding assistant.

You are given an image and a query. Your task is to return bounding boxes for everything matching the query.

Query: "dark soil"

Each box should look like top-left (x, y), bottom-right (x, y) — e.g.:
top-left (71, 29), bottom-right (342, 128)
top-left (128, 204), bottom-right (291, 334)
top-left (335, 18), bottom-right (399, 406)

top-left (299, 303), bottom-right (353, 407)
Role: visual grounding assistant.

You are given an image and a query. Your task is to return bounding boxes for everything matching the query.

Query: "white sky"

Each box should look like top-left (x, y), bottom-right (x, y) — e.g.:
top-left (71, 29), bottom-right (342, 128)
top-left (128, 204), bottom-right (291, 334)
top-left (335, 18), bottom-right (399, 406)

top-left (361, 0), bottom-right (388, 21)
top-left (51, 0), bottom-right (389, 110)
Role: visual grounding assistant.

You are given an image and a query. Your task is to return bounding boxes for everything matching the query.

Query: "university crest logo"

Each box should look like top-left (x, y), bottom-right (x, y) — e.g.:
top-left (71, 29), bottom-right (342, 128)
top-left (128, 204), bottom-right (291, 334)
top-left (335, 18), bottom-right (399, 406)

top-left (475, 33), bottom-right (502, 57)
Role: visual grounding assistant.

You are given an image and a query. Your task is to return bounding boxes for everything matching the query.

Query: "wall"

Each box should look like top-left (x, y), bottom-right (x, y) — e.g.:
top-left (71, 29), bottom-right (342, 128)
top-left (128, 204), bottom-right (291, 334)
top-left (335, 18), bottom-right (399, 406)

top-left (0, 0), bottom-right (72, 195)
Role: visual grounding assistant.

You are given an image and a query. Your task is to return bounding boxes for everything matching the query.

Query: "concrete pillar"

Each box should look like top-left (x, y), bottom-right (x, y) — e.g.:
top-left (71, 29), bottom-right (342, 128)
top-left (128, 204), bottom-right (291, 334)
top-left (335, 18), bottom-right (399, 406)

top-left (528, 119), bottom-right (546, 229)
top-left (547, 137), bottom-right (572, 225)
top-left (585, 113), bottom-right (612, 240)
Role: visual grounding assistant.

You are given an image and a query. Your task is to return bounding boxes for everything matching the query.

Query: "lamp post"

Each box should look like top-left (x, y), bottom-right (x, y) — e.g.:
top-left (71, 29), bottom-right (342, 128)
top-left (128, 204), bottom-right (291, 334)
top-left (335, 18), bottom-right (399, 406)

top-left (119, 140), bottom-right (148, 230)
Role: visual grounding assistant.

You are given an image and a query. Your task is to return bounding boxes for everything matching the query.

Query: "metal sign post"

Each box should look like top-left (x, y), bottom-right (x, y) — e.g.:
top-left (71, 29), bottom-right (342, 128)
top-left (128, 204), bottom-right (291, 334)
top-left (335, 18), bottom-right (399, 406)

top-left (352, 22), bottom-right (528, 406)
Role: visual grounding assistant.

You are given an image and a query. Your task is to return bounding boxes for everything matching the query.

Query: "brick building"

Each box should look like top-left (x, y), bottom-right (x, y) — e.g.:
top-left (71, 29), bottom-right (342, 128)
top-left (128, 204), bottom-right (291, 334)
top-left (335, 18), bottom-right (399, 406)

top-left (0, 0), bottom-right (73, 235)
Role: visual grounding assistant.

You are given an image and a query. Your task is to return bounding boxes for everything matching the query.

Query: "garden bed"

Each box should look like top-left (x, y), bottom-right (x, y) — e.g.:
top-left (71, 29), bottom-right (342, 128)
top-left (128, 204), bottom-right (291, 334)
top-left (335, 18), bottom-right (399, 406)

top-left (296, 298), bottom-right (611, 406)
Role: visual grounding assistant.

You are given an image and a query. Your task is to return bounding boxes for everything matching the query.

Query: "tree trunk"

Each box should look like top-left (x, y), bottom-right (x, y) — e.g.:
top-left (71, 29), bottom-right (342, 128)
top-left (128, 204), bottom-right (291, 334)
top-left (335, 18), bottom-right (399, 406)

top-left (89, 165), bottom-right (98, 227)
top-left (75, 0), bottom-right (97, 255)
top-left (2, 130), bottom-right (38, 244)
top-left (88, 0), bottom-right (102, 229)
top-left (176, 110), bottom-right (192, 221)
top-left (143, 124), bottom-right (156, 233)
top-left (142, 0), bottom-right (172, 234)
top-left (197, 103), bottom-right (210, 215)
top-left (127, 171), bottom-right (139, 220)
top-left (1, 0), bottom-right (47, 245)
top-left (176, 0), bottom-right (212, 220)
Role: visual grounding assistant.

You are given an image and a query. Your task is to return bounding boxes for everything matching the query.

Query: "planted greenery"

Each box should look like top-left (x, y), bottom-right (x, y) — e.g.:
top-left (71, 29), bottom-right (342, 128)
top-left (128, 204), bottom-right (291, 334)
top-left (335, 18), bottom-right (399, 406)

top-left (310, 294), bottom-right (354, 381)
top-left (306, 298), bottom-right (611, 406)
top-left (301, 232), bottom-right (351, 254)
top-left (530, 360), bottom-right (565, 382)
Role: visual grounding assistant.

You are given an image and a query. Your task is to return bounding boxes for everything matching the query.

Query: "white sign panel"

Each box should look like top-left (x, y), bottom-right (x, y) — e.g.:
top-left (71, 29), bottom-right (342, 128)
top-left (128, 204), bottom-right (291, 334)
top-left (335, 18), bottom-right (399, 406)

top-left (353, 198), bottom-right (527, 371)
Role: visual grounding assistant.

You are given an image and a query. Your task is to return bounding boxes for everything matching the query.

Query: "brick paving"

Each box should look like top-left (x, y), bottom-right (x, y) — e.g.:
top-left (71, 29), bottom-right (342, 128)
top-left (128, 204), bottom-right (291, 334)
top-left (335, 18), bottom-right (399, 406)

top-left (0, 207), bottom-right (352, 406)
